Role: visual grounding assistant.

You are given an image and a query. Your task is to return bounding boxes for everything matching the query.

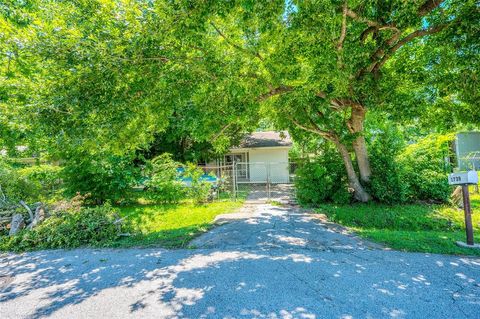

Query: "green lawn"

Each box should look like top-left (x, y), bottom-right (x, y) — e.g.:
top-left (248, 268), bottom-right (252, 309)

top-left (113, 200), bottom-right (242, 248)
top-left (316, 192), bottom-right (480, 256)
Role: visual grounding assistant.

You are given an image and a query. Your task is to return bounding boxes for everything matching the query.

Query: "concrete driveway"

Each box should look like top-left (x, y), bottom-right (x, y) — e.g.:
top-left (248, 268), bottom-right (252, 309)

top-left (1, 204), bottom-right (479, 319)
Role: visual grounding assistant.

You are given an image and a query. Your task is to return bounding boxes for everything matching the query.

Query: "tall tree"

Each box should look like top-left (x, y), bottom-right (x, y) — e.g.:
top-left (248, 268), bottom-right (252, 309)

top-left (1, 0), bottom-right (260, 159)
top-left (182, 0), bottom-right (478, 201)
top-left (2, 1), bottom-right (478, 202)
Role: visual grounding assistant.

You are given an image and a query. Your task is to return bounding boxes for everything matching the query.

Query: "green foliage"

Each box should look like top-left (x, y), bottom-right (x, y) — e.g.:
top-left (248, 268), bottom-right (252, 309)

top-left (184, 163), bottom-right (213, 204)
top-left (398, 133), bottom-right (454, 202)
top-left (295, 146), bottom-right (351, 206)
top-left (18, 164), bottom-right (62, 199)
top-left (0, 160), bottom-right (40, 202)
top-left (145, 154), bottom-right (186, 204)
top-left (331, 187), bottom-right (352, 205)
top-left (1, 0), bottom-right (478, 207)
top-left (368, 131), bottom-right (454, 204)
top-left (0, 204), bottom-right (124, 251)
top-left (62, 153), bottom-right (139, 204)
top-left (368, 125), bottom-right (409, 204)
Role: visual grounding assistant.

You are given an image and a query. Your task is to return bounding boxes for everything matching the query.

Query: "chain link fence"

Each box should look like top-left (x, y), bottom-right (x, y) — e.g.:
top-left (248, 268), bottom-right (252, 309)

top-left (233, 162), bottom-right (296, 203)
top-left (198, 164), bottom-right (236, 201)
top-left (198, 162), bottom-right (296, 203)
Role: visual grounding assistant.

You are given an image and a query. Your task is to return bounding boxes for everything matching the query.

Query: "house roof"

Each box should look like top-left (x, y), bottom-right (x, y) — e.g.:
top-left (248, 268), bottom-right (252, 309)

top-left (236, 131), bottom-right (292, 148)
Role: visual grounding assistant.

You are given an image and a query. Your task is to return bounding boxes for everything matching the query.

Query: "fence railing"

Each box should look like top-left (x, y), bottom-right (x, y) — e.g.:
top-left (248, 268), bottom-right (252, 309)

top-left (198, 161), bottom-right (296, 202)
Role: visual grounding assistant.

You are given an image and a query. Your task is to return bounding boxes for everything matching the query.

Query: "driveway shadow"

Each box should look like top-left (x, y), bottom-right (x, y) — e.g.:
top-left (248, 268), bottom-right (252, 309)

top-left (1, 246), bottom-right (480, 318)
top-left (1, 204), bottom-right (479, 318)
top-left (190, 204), bottom-right (378, 251)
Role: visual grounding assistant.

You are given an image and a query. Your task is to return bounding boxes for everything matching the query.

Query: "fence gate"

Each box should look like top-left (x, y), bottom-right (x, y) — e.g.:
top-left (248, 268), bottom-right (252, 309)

top-left (233, 162), bottom-right (296, 203)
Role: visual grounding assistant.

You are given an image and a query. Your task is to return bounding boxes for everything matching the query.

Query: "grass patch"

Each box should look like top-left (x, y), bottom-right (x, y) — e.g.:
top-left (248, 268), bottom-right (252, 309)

top-left (316, 192), bottom-right (480, 256)
top-left (113, 200), bottom-right (242, 248)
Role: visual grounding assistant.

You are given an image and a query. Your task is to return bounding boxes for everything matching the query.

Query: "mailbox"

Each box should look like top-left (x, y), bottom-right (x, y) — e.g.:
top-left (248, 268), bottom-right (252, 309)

top-left (448, 171), bottom-right (479, 186)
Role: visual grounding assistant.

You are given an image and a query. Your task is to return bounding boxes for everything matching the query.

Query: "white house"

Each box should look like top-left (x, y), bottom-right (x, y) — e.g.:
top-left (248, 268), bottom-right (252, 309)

top-left (219, 131), bottom-right (293, 183)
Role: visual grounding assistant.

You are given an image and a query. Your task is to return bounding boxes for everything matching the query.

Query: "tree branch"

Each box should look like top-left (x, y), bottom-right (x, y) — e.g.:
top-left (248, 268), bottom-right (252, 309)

top-left (336, 1), bottom-right (348, 68)
top-left (345, 8), bottom-right (380, 27)
top-left (210, 22), bottom-right (264, 61)
top-left (258, 85), bottom-right (294, 101)
top-left (288, 116), bottom-right (334, 140)
top-left (211, 123), bottom-right (233, 141)
top-left (346, 8), bottom-right (398, 30)
top-left (337, 2), bottom-right (348, 51)
top-left (19, 200), bottom-right (33, 222)
top-left (372, 23), bottom-right (449, 73)
top-left (418, 0), bottom-right (444, 17)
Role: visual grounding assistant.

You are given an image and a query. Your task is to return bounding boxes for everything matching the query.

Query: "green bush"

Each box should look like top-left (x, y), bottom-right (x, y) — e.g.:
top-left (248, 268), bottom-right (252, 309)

top-left (368, 131), bottom-right (453, 204)
top-left (62, 153), bottom-right (139, 204)
top-left (398, 133), bottom-right (454, 202)
top-left (184, 163), bottom-right (213, 204)
top-left (0, 204), bottom-right (124, 251)
top-left (368, 127), bottom-right (409, 204)
top-left (295, 146), bottom-right (351, 206)
top-left (145, 153), bottom-right (186, 203)
top-left (0, 160), bottom-right (40, 203)
top-left (331, 187), bottom-right (352, 205)
top-left (18, 165), bottom-right (63, 199)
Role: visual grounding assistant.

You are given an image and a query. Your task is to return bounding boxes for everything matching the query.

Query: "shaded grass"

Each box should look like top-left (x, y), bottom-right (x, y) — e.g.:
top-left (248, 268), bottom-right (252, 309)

top-left (113, 201), bottom-right (242, 248)
top-left (316, 192), bottom-right (480, 256)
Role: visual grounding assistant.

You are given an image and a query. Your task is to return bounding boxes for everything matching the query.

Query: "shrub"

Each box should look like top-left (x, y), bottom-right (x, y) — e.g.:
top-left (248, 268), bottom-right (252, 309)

top-left (295, 146), bottom-right (351, 206)
top-left (0, 203), bottom-right (124, 251)
top-left (18, 165), bottom-right (63, 199)
top-left (62, 153), bottom-right (139, 204)
top-left (397, 133), bottom-right (454, 202)
top-left (331, 187), bottom-right (352, 205)
top-left (0, 160), bottom-right (40, 203)
top-left (367, 131), bottom-right (454, 204)
top-left (184, 163), bottom-right (213, 204)
top-left (145, 154), bottom-right (186, 203)
top-left (368, 127), bottom-right (409, 204)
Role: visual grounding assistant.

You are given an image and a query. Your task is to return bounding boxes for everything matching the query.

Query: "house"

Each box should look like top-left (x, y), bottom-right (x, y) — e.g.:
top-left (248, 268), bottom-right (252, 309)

top-left (217, 131), bottom-right (293, 183)
top-left (455, 132), bottom-right (480, 170)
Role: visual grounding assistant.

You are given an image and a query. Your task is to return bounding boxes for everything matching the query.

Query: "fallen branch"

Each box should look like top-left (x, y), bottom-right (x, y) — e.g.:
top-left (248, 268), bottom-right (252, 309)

top-left (19, 200), bottom-right (34, 222)
top-left (26, 205), bottom-right (47, 230)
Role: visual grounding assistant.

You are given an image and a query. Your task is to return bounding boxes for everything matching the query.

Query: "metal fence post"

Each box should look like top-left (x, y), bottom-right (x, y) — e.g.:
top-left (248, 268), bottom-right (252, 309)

top-left (266, 162), bottom-right (271, 200)
top-left (233, 161), bottom-right (237, 201)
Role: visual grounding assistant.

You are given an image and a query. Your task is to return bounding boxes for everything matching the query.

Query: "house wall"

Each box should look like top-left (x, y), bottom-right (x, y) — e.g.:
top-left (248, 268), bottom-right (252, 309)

top-left (248, 148), bottom-right (290, 183)
top-left (207, 147), bottom-right (291, 183)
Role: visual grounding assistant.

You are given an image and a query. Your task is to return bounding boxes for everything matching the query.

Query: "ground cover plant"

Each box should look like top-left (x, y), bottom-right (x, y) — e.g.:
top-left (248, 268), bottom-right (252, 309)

top-left (113, 200), bottom-right (242, 248)
top-left (0, 201), bottom-right (124, 252)
top-left (317, 191), bottom-right (480, 256)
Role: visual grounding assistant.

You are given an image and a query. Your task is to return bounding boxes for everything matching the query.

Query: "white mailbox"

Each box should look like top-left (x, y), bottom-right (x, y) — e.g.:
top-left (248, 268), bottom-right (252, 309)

top-left (448, 171), bottom-right (479, 185)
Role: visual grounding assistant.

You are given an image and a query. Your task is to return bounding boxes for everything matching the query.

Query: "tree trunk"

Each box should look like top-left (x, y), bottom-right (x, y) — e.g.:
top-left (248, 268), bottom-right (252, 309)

top-left (333, 139), bottom-right (371, 202)
top-left (348, 105), bottom-right (372, 183)
top-left (352, 135), bottom-right (372, 183)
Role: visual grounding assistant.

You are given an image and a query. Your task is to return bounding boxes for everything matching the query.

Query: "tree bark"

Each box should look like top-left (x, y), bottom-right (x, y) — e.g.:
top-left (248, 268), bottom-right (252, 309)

top-left (333, 139), bottom-right (371, 202)
top-left (347, 105), bottom-right (372, 183)
top-left (352, 135), bottom-right (372, 183)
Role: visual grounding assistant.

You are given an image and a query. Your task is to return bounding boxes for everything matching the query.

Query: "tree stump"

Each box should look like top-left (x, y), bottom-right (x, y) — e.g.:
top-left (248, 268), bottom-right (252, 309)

top-left (9, 214), bottom-right (25, 236)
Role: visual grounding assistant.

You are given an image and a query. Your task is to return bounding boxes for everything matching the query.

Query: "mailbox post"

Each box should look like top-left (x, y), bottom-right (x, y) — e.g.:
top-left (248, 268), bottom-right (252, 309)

top-left (448, 171), bottom-right (478, 247)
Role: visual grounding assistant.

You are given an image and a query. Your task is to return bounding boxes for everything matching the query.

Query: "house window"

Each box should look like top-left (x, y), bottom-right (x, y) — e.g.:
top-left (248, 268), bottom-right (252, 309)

top-left (224, 152), bottom-right (248, 179)
top-left (224, 152), bottom-right (246, 164)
